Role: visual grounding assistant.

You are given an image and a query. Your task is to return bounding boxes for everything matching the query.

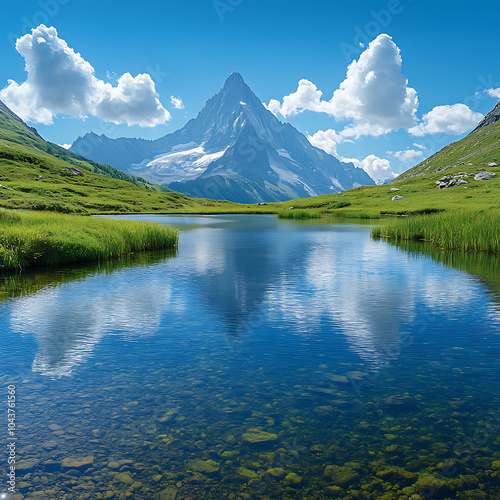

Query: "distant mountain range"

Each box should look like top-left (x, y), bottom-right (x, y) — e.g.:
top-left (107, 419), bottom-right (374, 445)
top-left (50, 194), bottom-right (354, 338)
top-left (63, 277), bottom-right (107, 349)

top-left (396, 99), bottom-right (500, 181)
top-left (71, 73), bottom-right (374, 203)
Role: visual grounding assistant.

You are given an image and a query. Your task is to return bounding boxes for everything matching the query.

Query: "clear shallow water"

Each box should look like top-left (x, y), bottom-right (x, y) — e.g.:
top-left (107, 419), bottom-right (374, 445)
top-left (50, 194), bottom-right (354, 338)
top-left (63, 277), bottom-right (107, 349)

top-left (1, 215), bottom-right (499, 499)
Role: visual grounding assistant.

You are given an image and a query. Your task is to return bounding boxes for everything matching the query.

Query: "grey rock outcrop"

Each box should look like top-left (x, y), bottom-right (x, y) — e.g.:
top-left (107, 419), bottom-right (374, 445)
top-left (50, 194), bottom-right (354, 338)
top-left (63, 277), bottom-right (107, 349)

top-left (435, 175), bottom-right (469, 189)
top-left (474, 171), bottom-right (496, 181)
top-left (474, 100), bottom-right (500, 130)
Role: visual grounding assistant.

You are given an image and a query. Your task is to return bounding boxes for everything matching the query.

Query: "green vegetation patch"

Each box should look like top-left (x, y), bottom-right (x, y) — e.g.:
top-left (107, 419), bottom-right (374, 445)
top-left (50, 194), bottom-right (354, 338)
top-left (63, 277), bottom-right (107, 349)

top-left (277, 209), bottom-right (321, 219)
top-left (372, 210), bottom-right (500, 254)
top-left (0, 210), bottom-right (179, 271)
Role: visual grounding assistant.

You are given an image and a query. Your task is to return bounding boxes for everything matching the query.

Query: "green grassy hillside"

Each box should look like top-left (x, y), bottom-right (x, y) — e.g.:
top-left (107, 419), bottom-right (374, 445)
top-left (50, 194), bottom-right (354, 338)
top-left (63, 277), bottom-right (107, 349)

top-left (0, 100), bottom-right (170, 190)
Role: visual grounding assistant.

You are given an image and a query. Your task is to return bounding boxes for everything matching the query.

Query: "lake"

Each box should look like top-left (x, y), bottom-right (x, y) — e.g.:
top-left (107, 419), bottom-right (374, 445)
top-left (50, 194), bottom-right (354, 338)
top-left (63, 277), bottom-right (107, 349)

top-left (1, 214), bottom-right (499, 500)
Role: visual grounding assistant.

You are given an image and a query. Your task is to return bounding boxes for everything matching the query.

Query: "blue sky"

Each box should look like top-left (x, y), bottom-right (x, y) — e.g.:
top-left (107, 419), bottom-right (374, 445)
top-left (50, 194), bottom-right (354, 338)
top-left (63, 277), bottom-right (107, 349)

top-left (1, 0), bottom-right (499, 181)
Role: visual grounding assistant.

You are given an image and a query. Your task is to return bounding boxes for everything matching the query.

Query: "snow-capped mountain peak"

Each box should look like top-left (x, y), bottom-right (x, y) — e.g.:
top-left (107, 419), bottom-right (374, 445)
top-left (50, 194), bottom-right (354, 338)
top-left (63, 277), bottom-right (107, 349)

top-left (71, 73), bottom-right (374, 202)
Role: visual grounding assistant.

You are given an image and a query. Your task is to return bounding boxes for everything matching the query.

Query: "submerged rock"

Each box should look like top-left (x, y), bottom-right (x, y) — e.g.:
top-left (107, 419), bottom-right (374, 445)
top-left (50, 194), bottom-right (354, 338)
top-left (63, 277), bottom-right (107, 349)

top-left (242, 429), bottom-right (278, 444)
top-left (383, 395), bottom-right (418, 412)
top-left (285, 472), bottom-right (302, 484)
top-left (15, 458), bottom-right (40, 472)
top-left (114, 472), bottom-right (134, 484)
top-left (314, 406), bottom-right (334, 417)
top-left (324, 464), bottom-right (360, 485)
top-left (346, 371), bottom-right (367, 381)
top-left (324, 373), bottom-right (349, 384)
top-left (266, 467), bottom-right (285, 477)
top-left (61, 456), bottom-right (94, 470)
top-left (307, 386), bottom-right (337, 395)
top-left (158, 486), bottom-right (178, 499)
top-left (236, 467), bottom-right (259, 479)
top-left (186, 459), bottom-right (220, 474)
top-left (376, 467), bottom-right (417, 486)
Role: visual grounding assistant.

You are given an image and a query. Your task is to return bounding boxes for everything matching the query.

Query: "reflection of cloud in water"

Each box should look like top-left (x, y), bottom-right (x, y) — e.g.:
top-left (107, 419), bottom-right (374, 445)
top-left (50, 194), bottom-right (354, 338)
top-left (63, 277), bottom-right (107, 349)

top-left (10, 272), bottom-right (177, 377)
top-left (188, 228), bottom-right (227, 275)
top-left (264, 233), bottom-right (416, 365)
top-left (421, 272), bottom-right (480, 310)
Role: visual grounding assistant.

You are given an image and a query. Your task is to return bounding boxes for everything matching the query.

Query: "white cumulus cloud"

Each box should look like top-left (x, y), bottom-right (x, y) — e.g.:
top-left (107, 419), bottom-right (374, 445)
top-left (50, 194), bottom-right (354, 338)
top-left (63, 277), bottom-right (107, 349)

top-left (0, 25), bottom-right (170, 127)
top-left (307, 129), bottom-right (345, 157)
top-left (170, 96), bottom-right (184, 109)
top-left (409, 104), bottom-right (483, 136)
top-left (266, 34), bottom-right (418, 138)
top-left (346, 154), bottom-right (397, 184)
top-left (329, 34), bottom-right (418, 134)
top-left (265, 79), bottom-right (328, 117)
top-left (392, 148), bottom-right (424, 162)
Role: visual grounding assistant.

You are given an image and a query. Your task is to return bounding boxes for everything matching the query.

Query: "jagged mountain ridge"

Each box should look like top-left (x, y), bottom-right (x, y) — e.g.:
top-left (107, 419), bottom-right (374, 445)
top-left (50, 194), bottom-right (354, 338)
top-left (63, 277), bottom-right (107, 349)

top-left (71, 73), bottom-right (374, 203)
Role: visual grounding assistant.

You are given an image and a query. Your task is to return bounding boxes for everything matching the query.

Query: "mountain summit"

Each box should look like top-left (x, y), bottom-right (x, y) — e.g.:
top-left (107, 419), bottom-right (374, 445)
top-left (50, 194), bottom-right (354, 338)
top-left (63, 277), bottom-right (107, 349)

top-left (71, 73), bottom-right (374, 202)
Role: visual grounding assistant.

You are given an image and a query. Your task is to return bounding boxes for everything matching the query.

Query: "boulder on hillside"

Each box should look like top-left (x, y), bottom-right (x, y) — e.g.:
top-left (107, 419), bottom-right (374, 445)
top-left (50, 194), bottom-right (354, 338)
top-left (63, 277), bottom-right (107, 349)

top-left (474, 171), bottom-right (496, 181)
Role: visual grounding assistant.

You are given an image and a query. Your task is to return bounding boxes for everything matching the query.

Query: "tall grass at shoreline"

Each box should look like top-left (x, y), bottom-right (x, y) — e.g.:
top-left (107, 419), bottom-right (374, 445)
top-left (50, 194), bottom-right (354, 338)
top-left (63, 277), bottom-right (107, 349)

top-left (372, 211), bottom-right (500, 253)
top-left (0, 210), bottom-right (179, 271)
top-left (277, 209), bottom-right (321, 219)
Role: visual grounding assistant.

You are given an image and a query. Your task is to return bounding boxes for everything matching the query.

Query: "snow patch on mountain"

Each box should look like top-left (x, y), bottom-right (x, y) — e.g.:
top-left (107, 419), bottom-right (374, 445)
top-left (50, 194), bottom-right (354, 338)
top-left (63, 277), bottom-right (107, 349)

top-left (131, 146), bottom-right (227, 183)
top-left (277, 148), bottom-right (294, 161)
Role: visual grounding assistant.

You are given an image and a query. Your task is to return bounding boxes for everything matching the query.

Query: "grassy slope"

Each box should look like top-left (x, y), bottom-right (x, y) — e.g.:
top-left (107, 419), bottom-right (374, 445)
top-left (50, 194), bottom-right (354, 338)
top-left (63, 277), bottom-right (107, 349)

top-left (279, 163), bottom-right (500, 217)
top-left (0, 100), bottom-right (172, 191)
top-left (0, 100), bottom-right (204, 213)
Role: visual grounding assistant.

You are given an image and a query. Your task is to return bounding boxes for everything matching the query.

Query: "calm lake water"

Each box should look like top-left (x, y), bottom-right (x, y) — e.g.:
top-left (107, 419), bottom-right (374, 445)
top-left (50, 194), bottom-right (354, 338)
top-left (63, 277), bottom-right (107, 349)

top-left (1, 214), bottom-right (499, 500)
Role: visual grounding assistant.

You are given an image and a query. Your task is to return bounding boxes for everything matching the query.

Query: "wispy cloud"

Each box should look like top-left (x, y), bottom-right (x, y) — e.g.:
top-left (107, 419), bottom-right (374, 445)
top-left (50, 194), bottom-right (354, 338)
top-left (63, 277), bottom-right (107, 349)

top-left (170, 96), bottom-right (184, 109)
top-left (391, 148), bottom-right (424, 162)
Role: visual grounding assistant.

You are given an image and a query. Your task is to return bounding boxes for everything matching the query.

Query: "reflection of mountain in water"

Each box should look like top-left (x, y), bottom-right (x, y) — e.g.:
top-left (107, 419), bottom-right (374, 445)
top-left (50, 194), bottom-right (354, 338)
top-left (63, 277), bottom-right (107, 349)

top-left (7, 218), bottom-right (500, 377)
top-left (183, 219), bottom-right (299, 336)
top-left (181, 220), bottom-right (416, 365)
